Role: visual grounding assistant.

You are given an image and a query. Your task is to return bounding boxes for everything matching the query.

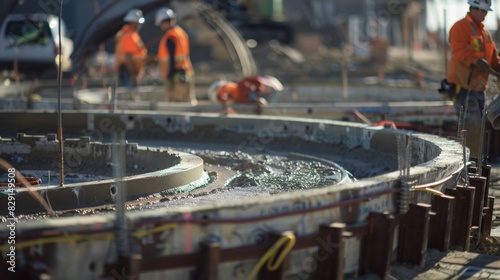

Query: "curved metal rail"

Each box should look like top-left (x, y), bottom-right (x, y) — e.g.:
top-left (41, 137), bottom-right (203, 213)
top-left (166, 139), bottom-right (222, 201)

top-left (190, 1), bottom-right (257, 76)
top-left (71, 0), bottom-right (257, 77)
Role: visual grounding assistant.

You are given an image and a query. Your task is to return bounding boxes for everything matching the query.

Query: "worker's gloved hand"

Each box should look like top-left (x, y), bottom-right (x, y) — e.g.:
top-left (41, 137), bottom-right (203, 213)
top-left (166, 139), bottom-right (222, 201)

top-left (476, 58), bottom-right (491, 72)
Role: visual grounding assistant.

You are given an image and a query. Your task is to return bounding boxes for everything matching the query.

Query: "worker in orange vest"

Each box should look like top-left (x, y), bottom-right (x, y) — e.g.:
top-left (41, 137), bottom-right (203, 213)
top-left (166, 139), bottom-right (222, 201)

top-left (208, 75), bottom-right (284, 114)
top-left (114, 9), bottom-right (147, 96)
top-left (447, 0), bottom-right (500, 159)
top-left (155, 7), bottom-right (197, 105)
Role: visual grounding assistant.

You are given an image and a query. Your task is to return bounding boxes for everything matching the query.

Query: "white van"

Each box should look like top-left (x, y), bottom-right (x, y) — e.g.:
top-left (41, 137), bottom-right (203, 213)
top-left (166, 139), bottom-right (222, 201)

top-left (0, 13), bottom-right (74, 78)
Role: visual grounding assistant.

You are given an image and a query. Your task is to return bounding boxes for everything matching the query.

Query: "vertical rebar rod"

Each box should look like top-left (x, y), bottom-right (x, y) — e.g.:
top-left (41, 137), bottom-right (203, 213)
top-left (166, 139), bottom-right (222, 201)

top-left (461, 129), bottom-right (469, 186)
top-left (397, 135), bottom-right (404, 214)
top-left (458, 89), bottom-right (471, 139)
top-left (398, 134), bottom-right (412, 214)
top-left (113, 130), bottom-right (129, 257)
top-left (113, 81), bottom-right (118, 112)
top-left (341, 62), bottom-right (348, 101)
top-left (457, 106), bottom-right (464, 140)
top-left (407, 135), bottom-right (412, 180)
top-left (57, 0), bottom-right (64, 186)
top-left (462, 90), bottom-right (471, 130)
top-left (443, 9), bottom-right (447, 77)
top-left (458, 69), bottom-right (474, 139)
top-left (477, 109), bottom-right (488, 176)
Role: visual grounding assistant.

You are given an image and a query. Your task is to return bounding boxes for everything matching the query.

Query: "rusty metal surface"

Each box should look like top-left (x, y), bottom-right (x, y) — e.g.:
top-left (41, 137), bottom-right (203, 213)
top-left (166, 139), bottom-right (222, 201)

top-left (489, 165), bottom-right (500, 227)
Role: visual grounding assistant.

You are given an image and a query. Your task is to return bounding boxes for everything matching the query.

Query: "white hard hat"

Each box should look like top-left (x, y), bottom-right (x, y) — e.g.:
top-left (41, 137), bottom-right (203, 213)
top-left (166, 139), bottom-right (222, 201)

top-left (208, 80), bottom-right (229, 103)
top-left (468, 0), bottom-right (493, 11)
top-left (155, 7), bottom-right (177, 26)
top-left (124, 9), bottom-right (145, 24)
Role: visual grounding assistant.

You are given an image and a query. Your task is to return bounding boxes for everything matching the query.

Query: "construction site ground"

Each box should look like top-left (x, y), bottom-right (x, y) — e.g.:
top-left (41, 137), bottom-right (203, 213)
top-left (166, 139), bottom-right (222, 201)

top-left (1, 46), bottom-right (498, 279)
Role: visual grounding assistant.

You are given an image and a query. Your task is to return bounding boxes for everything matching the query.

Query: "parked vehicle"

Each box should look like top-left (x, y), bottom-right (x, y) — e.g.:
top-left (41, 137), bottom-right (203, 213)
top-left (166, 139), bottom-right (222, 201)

top-left (0, 13), bottom-right (74, 78)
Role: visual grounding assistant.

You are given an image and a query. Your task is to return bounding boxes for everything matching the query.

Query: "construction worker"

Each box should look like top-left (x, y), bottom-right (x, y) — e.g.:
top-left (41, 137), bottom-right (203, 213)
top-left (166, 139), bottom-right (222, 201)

top-left (208, 75), bottom-right (284, 114)
top-left (155, 7), bottom-right (197, 105)
top-left (447, 0), bottom-right (500, 159)
top-left (114, 9), bottom-right (147, 95)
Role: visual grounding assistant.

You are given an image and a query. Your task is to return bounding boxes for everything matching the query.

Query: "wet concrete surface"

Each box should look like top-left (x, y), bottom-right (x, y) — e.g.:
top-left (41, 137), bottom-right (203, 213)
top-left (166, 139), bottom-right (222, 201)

top-left (1, 140), bottom-right (351, 220)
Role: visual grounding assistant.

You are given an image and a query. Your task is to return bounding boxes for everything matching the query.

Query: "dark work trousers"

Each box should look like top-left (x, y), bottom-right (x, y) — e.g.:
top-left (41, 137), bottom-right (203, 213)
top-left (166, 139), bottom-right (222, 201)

top-left (452, 86), bottom-right (485, 158)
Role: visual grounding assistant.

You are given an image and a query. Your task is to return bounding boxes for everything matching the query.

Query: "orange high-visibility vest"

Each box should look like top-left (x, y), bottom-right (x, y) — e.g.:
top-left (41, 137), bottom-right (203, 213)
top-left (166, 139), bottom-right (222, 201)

top-left (447, 13), bottom-right (500, 91)
top-left (114, 24), bottom-right (147, 72)
top-left (234, 76), bottom-right (269, 103)
top-left (158, 25), bottom-right (193, 79)
top-left (216, 76), bottom-right (268, 103)
top-left (238, 76), bottom-right (266, 93)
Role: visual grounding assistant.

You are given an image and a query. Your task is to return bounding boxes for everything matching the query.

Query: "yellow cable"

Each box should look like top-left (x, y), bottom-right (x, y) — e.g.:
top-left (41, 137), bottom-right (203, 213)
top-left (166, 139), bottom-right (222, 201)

top-left (132, 223), bottom-right (177, 238)
top-left (0, 223), bottom-right (177, 251)
top-left (0, 232), bottom-right (115, 250)
top-left (246, 232), bottom-right (296, 280)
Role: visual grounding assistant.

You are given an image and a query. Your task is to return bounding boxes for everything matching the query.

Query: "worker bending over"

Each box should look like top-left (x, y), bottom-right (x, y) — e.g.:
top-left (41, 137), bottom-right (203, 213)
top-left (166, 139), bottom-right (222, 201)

top-left (208, 75), bottom-right (283, 114)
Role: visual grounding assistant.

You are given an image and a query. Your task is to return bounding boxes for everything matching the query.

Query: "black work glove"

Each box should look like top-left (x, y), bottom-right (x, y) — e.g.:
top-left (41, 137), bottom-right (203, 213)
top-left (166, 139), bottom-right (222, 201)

top-left (476, 58), bottom-right (491, 72)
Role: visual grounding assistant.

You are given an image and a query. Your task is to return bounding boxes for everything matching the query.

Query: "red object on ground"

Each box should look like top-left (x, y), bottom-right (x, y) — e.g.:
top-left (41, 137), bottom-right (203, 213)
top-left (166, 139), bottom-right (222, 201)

top-left (0, 177), bottom-right (42, 187)
top-left (372, 120), bottom-right (415, 129)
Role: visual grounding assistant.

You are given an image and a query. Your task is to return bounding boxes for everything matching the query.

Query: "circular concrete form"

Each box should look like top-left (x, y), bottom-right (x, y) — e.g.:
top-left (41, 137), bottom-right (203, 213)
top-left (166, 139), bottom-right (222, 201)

top-left (0, 134), bottom-right (210, 215)
top-left (0, 111), bottom-right (464, 279)
top-left (0, 136), bottom-right (351, 217)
